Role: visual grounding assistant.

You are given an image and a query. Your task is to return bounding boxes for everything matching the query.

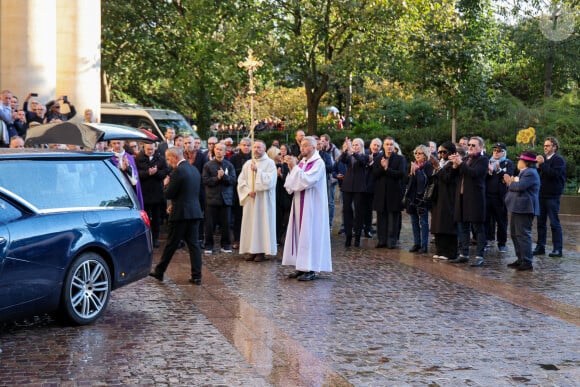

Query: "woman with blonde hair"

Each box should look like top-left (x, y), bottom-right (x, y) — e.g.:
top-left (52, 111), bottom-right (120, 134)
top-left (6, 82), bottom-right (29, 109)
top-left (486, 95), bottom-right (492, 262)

top-left (405, 144), bottom-right (434, 253)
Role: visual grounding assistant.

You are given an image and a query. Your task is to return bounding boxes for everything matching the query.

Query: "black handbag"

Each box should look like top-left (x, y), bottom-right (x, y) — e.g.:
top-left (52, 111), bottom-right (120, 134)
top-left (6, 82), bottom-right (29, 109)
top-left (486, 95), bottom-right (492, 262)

top-left (423, 177), bottom-right (437, 204)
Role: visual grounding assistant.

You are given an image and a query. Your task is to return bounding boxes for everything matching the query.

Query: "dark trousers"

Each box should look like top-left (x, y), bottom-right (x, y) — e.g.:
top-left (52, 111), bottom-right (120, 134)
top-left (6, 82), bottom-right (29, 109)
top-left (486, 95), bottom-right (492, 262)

top-left (362, 192), bottom-right (374, 232)
top-left (342, 191), bottom-right (364, 238)
top-left (376, 210), bottom-right (400, 248)
top-left (155, 219), bottom-right (202, 279)
top-left (276, 205), bottom-right (291, 244)
top-left (232, 203), bottom-right (243, 243)
top-left (537, 197), bottom-right (563, 251)
top-left (459, 221), bottom-right (486, 257)
top-left (435, 233), bottom-right (457, 259)
top-left (511, 213), bottom-right (534, 264)
top-left (144, 202), bottom-right (162, 242)
top-left (485, 195), bottom-right (508, 246)
top-left (205, 205), bottom-right (231, 249)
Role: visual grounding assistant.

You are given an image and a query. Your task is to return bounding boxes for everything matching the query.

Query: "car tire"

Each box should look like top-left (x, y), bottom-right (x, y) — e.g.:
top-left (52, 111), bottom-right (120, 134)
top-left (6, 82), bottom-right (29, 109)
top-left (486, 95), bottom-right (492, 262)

top-left (60, 252), bottom-right (111, 325)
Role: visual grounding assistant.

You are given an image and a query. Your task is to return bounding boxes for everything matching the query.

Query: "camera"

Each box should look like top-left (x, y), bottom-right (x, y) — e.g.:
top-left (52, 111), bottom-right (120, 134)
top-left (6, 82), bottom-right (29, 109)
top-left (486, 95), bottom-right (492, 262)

top-left (31, 93), bottom-right (38, 97)
top-left (63, 96), bottom-right (68, 103)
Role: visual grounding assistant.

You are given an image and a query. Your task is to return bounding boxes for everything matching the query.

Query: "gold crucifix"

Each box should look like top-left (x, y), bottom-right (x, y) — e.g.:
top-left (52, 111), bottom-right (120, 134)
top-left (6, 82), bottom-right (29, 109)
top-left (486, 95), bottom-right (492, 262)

top-left (238, 49), bottom-right (264, 191)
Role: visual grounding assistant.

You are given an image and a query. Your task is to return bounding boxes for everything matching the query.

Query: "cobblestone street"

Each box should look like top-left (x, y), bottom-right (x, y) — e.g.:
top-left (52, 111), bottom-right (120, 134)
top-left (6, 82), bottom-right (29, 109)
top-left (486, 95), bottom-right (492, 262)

top-left (1, 214), bottom-right (578, 386)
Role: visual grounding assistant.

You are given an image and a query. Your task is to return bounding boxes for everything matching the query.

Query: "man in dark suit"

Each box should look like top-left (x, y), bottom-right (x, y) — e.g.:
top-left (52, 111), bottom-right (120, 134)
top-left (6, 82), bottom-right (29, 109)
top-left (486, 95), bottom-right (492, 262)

top-left (372, 137), bottom-right (406, 249)
top-left (136, 143), bottom-right (170, 248)
top-left (449, 136), bottom-right (489, 267)
top-left (149, 147), bottom-right (204, 285)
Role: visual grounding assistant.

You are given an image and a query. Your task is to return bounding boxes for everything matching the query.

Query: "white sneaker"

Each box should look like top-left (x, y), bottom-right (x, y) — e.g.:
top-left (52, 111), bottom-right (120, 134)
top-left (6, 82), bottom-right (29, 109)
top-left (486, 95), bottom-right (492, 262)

top-left (438, 256), bottom-right (449, 260)
top-left (221, 247), bottom-right (233, 253)
top-left (433, 255), bottom-right (440, 259)
top-left (204, 250), bottom-right (213, 255)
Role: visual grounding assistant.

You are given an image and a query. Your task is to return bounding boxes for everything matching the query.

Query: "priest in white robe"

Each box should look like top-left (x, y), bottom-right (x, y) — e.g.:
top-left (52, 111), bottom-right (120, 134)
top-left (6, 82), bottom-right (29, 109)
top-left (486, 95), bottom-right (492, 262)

top-left (237, 140), bottom-right (278, 261)
top-left (282, 136), bottom-right (332, 281)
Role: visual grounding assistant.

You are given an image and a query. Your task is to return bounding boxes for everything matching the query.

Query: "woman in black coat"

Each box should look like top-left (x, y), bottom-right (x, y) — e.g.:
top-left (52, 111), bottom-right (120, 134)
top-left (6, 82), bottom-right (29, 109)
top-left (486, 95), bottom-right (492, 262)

top-left (405, 145), bottom-right (434, 254)
top-left (430, 141), bottom-right (458, 260)
top-left (276, 144), bottom-right (293, 244)
top-left (340, 137), bottom-right (368, 247)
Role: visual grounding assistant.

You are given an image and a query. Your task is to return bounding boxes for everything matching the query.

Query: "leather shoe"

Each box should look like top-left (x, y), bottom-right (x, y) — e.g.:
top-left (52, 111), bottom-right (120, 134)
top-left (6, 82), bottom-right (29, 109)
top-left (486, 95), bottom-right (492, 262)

top-left (188, 278), bottom-right (202, 285)
top-left (149, 271), bottom-right (163, 281)
top-left (245, 254), bottom-right (257, 261)
top-left (345, 236), bottom-right (352, 247)
top-left (516, 262), bottom-right (534, 271)
top-left (288, 270), bottom-right (305, 279)
top-left (409, 245), bottom-right (421, 253)
top-left (418, 246), bottom-right (428, 254)
top-left (254, 253), bottom-right (265, 262)
top-left (507, 261), bottom-right (521, 268)
top-left (298, 271), bottom-right (317, 281)
top-left (375, 243), bottom-right (387, 248)
top-left (532, 247), bottom-right (545, 255)
top-left (449, 256), bottom-right (468, 264)
top-left (548, 250), bottom-right (562, 257)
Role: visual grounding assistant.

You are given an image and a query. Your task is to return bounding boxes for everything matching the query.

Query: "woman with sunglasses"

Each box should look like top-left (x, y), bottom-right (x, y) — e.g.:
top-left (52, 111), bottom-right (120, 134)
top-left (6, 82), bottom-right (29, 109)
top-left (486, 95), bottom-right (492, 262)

top-left (406, 144), bottom-right (434, 254)
top-left (430, 142), bottom-right (459, 260)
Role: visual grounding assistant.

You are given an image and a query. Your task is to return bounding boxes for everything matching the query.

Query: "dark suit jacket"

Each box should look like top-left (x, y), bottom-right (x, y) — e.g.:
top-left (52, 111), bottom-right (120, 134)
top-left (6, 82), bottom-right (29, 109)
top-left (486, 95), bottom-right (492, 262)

top-left (372, 152), bottom-right (406, 212)
top-left (136, 150), bottom-right (170, 204)
top-left (165, 160), bottom-right (203, 221)
top-left (454, 154), bottom-right (488, 223)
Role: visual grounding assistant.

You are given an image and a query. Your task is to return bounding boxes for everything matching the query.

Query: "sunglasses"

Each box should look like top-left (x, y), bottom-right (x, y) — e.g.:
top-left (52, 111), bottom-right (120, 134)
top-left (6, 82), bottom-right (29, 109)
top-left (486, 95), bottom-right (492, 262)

top-left (468, 143), bottom-right (477, 147)
top-left (437, 150), bottom-right (448, 154)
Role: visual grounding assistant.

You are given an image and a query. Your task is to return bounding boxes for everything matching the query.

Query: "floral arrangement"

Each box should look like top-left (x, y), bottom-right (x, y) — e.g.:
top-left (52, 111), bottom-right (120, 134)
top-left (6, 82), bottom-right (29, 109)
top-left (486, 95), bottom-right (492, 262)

top-left (516, 127), bottom-right (536, 147)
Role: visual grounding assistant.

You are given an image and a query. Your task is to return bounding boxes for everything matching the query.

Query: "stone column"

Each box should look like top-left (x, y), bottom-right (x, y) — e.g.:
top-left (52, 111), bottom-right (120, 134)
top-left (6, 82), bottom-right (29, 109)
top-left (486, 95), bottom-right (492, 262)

top-left (56, 0), bottom-right (101, 121)
top-left (0, 0), bottom-right (100, 120)
top-left (0, 0), bottom-right (57, 104)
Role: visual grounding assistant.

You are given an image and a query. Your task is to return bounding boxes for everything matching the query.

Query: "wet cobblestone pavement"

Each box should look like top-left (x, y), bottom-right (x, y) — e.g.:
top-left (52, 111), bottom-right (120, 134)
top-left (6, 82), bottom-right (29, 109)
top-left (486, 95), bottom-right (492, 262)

top-left (1, 214), bottom-right (578, 386)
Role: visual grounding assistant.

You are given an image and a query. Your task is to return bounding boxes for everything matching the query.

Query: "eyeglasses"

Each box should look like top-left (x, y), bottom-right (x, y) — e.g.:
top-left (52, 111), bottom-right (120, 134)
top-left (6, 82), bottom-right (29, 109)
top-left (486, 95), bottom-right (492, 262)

top-left (468, 143), bottom-right (477, 147)
top-left (414, 152), bottom-right (423, 155)
top-left (437, 150), bottom-right (448, 154)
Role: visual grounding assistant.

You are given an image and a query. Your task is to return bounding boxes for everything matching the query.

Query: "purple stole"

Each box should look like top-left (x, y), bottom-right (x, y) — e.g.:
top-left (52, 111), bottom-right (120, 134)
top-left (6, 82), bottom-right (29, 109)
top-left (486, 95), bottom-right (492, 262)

top-left (111, 152), bottom-right (144, 208)
top-left (291, 158), bottom-right (318, 254)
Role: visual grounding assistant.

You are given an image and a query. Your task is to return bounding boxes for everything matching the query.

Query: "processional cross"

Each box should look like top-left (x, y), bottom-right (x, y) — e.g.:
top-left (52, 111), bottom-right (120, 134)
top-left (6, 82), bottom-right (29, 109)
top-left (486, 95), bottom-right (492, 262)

top-left (238, 49), bottom-right (264, 190)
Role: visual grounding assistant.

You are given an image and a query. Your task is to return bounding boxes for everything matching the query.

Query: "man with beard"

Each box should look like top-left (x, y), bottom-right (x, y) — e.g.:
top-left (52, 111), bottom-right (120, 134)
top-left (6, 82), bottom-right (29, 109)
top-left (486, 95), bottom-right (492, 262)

top-left (237, 140), bottom-right (278, 262)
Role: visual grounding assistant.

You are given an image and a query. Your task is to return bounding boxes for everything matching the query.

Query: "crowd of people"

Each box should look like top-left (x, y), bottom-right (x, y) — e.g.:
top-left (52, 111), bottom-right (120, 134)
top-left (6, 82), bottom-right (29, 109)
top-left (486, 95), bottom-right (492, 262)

top-left (138, 128), bottom-right (567, 280)
top-left (0, 89), bottom-right (99, 148)
top-left (2, 102), bottom-right (568, 279)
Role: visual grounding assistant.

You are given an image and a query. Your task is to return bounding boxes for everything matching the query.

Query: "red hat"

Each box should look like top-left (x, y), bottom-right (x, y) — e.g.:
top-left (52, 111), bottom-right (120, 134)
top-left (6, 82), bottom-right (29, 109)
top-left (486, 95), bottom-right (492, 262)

top-left (517, 150), bottom-right (537, 162)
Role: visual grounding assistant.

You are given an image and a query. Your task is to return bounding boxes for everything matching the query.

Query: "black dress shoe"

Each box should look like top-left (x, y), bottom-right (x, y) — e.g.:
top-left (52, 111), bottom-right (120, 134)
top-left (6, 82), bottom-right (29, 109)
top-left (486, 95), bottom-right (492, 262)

top-left (298, 271), bottom-right (316, 281)
top-left (449, 256), bottom-right (468, 264)
top-left (188, 278), bottom-right (202, 285)
top-left (548, 250), bottom-right (562, 257)
top-left (245, 254), bottom-right (257, 261)
top-left (288, 270), bottom-right (306, 279)
top-left (254, 253), bottom-right (265, 262)
top-left (409, 245), bottom-right (420, 253)
top-left (507, 261), bottom-right (521, 268)
top-left (516, 262), bottom-right (534, 271)
top-left (419, 246), bottom-right (428, 254)
top-left (375, 243), bottom-right (387, 248)
top-left (345, 236), bottom-right (352, 247)
top-left (149, 271), bottom-right (163, 281)
top-left (354, 236), bottom-right (361, 247)
top-left (533, 247), bottom-right (545, 255)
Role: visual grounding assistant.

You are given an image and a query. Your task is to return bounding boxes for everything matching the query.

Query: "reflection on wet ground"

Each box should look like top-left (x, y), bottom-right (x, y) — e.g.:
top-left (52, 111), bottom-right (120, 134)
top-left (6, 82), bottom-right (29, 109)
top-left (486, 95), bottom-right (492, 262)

top-left (0, 214), bottom-right (578, 385)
